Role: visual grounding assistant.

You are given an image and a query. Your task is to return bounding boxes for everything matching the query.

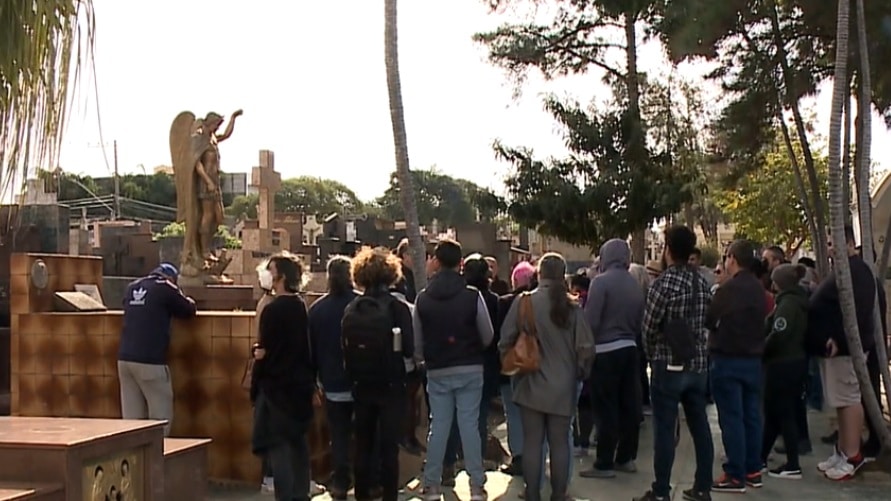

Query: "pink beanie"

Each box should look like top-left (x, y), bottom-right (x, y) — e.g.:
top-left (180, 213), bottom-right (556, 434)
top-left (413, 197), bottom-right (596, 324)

top-left (511, 261), bottom-right (536, 289)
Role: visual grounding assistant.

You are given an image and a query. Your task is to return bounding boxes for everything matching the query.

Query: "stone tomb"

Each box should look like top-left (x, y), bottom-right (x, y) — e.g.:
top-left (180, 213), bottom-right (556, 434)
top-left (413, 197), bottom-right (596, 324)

top-left (0, 417), bottom-right (164, 500)
top-left (0, 417), bottom-right (210, 501)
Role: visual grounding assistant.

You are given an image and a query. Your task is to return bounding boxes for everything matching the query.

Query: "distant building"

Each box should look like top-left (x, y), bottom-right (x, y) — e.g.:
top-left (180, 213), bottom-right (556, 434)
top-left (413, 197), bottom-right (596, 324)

top-left (221, 172), bottom-right (248, 196)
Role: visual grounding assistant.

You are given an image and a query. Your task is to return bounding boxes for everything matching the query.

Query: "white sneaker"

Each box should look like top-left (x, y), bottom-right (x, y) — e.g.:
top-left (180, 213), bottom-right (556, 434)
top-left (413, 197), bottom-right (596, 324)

top-left (260, 477), bottom-right (275, 494)
top-left (824, 460), bottom-right (855, 480)
top-left (817, 448), bottom-right (845, 472)
top-left (309, 481), bottom-right (326, 497)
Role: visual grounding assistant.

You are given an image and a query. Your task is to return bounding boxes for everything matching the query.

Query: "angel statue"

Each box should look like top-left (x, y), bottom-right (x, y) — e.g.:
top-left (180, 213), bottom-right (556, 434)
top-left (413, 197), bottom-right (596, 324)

top-left (169, 109), bottom-right (242, 280)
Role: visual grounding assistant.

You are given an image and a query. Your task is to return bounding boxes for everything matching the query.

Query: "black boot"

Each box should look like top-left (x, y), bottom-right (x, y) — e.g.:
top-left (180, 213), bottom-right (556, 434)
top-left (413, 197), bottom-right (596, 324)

top-left (500, 456), bottom-right (523, 476)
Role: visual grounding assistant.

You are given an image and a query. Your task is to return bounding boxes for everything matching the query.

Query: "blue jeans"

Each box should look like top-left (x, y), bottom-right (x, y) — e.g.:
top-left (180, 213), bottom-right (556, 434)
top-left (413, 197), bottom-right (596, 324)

top-left (425, 371), bottom-right (486, 488)
top-left (501, 382), bottom-right (523, 457)
top-left (650, 362), bottom-right (714, 498)
top-left (445, 390), bottom-right (492, 465)
top-left (710, 356), bottom-right (763, 481)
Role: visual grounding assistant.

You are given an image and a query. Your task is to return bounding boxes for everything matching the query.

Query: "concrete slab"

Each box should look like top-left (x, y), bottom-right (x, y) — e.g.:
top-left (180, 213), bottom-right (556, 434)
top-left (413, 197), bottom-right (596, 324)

top-left (209, 408), bottom-right (891, 501)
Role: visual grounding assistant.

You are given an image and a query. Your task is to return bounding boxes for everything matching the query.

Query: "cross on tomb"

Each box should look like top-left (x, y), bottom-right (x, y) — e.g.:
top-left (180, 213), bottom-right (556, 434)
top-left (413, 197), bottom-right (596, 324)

top-left (251, 150), bottom-right (281, 232)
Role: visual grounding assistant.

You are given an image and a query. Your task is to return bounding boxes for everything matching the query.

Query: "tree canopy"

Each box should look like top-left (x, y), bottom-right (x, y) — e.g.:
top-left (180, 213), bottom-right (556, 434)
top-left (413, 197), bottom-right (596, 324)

top-left (225, 176), bottom-right (364, 219)
top-left (718, 130), bottom-right (828, 255)
top-left (374, 168), bottom-right (505, 227)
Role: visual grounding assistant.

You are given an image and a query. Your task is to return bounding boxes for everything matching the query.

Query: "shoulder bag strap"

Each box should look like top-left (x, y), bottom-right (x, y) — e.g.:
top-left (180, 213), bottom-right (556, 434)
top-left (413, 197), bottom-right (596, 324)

top-left (519, 293), bottom-right (537, 338)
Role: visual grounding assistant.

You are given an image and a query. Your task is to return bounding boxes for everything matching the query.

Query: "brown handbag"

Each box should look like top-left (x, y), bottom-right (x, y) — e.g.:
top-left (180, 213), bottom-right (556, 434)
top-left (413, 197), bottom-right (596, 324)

top-left (501, 293), bottom-right (541, 375)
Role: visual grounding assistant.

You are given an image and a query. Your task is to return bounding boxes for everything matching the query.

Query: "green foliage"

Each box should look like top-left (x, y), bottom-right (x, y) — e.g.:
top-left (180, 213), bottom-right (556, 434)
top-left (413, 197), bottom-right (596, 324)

top-left (496, 91), bottom-right (693, 248)
top-left (1, 0), bottom-right (94, 198)
top-left (654, 0), bottom-right (891, 158)
top-left (154, 222), bottom-right (242, 249)
top-left (216, 225), bottom-right (242, 249)
top-left (276, 176), bottom-right (364, 215)
top-left (699, 246), bottom-right (721, 268)
top-left (374, 168), bottom-right (505, 227)
top-left (226, 194), bottom-right (258, 219)
top-left (717, 132), bottom-right (829, 255)
top-left (155, 222), bottom-right (185, 238)
top-left (224, 176), bottom-right (364, 219)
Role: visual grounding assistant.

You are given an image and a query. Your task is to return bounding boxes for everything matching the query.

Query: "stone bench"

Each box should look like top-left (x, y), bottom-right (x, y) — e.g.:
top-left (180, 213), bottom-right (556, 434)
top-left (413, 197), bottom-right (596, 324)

top-left (0, 482), bottom-right (63, 501)
top-left (163, 438), bottom-right (211, 501)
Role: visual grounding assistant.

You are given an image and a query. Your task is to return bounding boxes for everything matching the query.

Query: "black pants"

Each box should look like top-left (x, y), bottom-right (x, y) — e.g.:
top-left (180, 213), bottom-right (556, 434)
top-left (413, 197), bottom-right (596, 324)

top-left (864, 349), bottom-right (884, 451)
top-left (590, 346), bottom-right (642, 470)
top-left (573, 389), bottom-right (595, 448)
top-left (268, 423), bottom-right (311, 501)
top-left (761, 358), bottom-right (807, 469)
top-left (639, 346), bottom-right (651, 406)
top-left (325, 400), bottom-right (354, 491)
top-left (354, 385), bottom-right (404, 501)
top-left (793, 358), bottom-right (812, 446)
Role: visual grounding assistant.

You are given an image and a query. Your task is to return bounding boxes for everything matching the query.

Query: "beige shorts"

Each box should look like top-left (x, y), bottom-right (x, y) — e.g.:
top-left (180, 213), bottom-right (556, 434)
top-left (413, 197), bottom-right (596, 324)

top-left (820, 356), bottom-right (861, 409)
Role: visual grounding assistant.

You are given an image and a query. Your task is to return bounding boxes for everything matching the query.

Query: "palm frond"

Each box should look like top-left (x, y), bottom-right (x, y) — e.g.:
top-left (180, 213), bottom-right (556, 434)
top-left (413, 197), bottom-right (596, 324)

top-left (0, 0), bottom-right (95, 201)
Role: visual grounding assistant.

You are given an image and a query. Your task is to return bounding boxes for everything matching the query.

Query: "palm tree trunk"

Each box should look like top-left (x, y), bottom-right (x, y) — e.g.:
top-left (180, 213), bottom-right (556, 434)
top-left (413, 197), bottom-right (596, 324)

top-left (854, 0), bottom-right (891, 446)
top-left (777, 105), bottom-right (819, 251)
top-left (385, 0), bottom-right (426, 292)
top-left (829, 0), bottom-right (891, 451)
top-left (768, 1), bottom-right (830, 277)
top-left (842, 90), bottom-right (852, 223)
top-left (624, 11), bottom-right (647, 264)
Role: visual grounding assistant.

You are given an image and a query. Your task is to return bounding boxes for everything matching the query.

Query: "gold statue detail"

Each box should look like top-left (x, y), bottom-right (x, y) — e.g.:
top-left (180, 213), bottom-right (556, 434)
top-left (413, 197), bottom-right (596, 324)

top-left (169, 109), bottom-right (242, 281)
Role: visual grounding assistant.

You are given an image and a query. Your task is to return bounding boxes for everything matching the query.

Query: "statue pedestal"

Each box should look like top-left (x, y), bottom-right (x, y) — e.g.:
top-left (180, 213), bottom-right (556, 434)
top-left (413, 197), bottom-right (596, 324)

top-left (180, 284), bottom-right (255, 311)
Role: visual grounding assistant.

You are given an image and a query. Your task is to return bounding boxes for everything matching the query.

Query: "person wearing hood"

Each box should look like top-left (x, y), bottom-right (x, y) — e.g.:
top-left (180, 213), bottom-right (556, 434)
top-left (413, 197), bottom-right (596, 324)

top-left (118, 263), bottom-right (196, 437)
top-left (760, 264), bottom-right (809, 480)
top-left (413, 239), bottom-right (494, 501)
top-left (579, 239), bottom-right (645, 479)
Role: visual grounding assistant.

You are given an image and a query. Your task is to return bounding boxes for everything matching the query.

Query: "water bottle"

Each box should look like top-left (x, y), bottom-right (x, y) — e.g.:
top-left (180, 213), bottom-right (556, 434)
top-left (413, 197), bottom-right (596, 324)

top-left (392, 327), bottom-right (402, 353)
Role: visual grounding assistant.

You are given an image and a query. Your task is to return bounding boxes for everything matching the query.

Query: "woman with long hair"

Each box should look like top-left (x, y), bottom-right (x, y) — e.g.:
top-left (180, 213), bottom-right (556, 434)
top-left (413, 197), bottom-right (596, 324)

top-left (499, 253), bottom-right (594, 501)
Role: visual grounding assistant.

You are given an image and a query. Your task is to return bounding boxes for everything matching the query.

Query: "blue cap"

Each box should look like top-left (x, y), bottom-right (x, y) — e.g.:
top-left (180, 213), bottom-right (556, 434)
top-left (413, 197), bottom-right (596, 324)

top-left (154, 262), bottom-right (179, 279)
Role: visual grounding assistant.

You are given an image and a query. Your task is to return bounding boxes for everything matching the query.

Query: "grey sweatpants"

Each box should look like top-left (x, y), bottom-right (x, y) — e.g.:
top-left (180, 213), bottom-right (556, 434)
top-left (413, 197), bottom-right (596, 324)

top-left (118, 360), bottom-right (174, 436)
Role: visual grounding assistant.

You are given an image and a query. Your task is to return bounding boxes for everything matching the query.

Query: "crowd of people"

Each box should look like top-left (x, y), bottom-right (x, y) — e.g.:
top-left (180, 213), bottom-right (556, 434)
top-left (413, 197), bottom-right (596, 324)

top-left (115, 224), bottom-right (888, 501)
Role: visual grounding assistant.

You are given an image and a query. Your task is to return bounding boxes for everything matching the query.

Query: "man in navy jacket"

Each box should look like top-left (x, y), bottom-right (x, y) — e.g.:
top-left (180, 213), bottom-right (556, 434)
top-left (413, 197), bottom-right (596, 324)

top-left (118, 263), bottom-right (197, 435)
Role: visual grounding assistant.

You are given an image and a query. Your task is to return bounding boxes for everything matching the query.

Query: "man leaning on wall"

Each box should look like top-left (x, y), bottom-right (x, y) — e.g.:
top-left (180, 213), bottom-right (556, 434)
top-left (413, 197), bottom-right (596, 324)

top-left (117, 263), bottom-right (197, 435)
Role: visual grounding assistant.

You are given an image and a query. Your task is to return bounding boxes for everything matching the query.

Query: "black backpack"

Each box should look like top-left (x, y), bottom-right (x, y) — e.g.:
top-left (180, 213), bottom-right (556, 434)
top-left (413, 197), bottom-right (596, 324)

top-left (341, 294), bottom-right (402, 384)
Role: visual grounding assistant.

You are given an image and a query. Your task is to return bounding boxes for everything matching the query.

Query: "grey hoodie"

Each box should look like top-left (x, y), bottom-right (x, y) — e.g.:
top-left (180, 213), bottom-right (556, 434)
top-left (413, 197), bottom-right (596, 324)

top-left (584, 239), bottom-right (645, 350)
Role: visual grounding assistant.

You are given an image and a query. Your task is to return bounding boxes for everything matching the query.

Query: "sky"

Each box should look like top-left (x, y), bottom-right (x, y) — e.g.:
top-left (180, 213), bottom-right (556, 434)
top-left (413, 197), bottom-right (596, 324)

top-left (56, 0), bottom-right (891, 203)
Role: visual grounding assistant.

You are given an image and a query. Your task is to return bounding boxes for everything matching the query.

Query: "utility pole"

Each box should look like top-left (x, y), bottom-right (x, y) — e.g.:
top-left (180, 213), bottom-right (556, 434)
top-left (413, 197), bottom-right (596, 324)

top-left (113, 140), bottom-right (121, 220)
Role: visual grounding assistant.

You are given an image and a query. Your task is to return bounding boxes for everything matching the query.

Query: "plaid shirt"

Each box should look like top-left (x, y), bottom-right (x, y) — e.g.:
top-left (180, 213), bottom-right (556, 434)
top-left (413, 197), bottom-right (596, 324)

top-left (642, 264), bottom-right (712, 372)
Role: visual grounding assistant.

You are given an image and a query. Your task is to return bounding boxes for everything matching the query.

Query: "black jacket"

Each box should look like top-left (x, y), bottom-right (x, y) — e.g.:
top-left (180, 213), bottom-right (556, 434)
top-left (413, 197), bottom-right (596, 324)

top-left (764, 286), bottom-right (809, 363)
top-left (307, 290), bottom-right (358, 394)
top-left (805, 255), bottom-right (876, 357)
top-left (416, 269), bottom-right (484, 370)
top-left (119, 273), bottom-right (196, 365)
top-left (252, 295), bottom-right (317, 421)
top-left (706, 269), bottom-right (768, 357)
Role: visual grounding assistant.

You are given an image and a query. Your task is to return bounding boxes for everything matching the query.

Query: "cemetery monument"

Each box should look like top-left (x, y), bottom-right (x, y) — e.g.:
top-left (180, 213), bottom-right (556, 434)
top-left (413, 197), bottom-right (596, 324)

top-left (169, 109), bottom-right (243, 285)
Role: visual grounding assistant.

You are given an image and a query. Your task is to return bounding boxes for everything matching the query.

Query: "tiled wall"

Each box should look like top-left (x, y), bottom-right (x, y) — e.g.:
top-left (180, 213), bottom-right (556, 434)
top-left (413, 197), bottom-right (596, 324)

top-left (9, 253), bottom-right (330, 483)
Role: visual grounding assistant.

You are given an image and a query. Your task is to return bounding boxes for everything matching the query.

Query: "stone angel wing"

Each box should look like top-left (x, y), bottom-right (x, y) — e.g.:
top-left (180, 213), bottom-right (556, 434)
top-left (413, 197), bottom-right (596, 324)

top-left (169, 111), bottom-right (206, 227)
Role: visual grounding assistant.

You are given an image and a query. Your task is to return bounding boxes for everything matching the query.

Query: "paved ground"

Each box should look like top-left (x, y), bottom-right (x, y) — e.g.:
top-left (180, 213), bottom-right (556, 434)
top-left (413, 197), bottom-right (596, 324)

top-left (210, 408), bottom-right (891, 501)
